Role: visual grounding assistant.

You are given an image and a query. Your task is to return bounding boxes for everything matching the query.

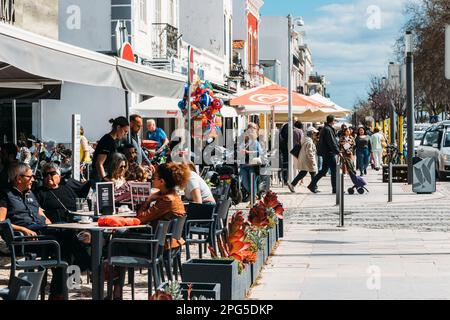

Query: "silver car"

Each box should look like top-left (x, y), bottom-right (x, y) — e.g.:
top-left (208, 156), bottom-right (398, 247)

top-left (416, 121), bottom-right (450, 180)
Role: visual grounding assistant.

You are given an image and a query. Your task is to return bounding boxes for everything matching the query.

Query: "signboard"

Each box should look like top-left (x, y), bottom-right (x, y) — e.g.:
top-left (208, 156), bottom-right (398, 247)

top-left (71, 114), bottom-right (81, 181)
top-left (129, 182), bottom-right (152, 211)
top-left (446, 26), bottom-right (450, 80)
top-left (412, 157), bottom-right (436, 194)
top-left (96, 182), bottom-right (115, 216)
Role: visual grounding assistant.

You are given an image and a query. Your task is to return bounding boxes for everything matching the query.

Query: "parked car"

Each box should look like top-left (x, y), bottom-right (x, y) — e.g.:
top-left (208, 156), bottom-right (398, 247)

top-left (416, 121), bottom-right (450, 180)
top-left (414, 131), bottom-right (426, 148)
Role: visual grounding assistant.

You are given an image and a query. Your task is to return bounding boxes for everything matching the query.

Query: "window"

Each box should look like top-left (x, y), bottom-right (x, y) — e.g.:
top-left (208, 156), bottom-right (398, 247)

top-left (444, 132), bottom-right (450, 148)
top-left (154, 0), bottom-right (161, 24)
top-left (139, 0), bottom-right (147, 30)
top-left (168, 0), bottom-right (175, 26)
top-left (423, 131), bottom-right (439, 147)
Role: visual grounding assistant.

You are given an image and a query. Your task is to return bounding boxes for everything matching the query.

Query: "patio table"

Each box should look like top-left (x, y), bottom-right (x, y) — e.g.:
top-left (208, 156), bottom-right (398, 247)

top-left (48, 222), bottom-right (146, 300)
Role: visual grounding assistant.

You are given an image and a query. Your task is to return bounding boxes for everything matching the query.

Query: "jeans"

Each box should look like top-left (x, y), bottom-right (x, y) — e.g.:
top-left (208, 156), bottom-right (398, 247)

top-left (292, 171), bottom-right (316, 187)
top-left (356, 148), bottom-right (370, 172)
top-left (317, 156), bottom-right (323, 172)
top-left (240, 165), bottom-right (257, 195)
top-left (309, 154), bottom-right (337, 192)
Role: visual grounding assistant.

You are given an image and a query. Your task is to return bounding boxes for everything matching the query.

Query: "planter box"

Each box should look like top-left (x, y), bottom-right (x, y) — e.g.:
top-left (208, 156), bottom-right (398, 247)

top-left (262, 237), bottom-right (269, 262)
top-left (267, 227), bottom-right (277, 254)
top-left (238, 264), bottom-right (252, 297)
top-left (158, 282), bottom-right (221, 300)
top-left (251, 249), bottom-right (265, 283)
top-left (278, 219), bottom-right (284, 238)
top-left (182, 259), bottom-right (242, 300)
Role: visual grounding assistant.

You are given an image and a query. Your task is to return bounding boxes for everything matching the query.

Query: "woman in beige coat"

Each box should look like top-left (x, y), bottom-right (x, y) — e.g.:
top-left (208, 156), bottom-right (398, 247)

top-left (287, 127), bottom-right (319, 193)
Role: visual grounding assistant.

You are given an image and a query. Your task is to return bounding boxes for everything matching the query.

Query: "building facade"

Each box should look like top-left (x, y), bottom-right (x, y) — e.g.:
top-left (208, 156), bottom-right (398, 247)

top-left (231, 0), bottom-right (264, 89)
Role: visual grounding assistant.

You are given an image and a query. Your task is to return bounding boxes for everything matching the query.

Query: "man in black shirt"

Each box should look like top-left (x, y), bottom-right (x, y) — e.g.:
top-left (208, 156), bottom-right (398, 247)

top-left (36, 162), bottom-right (91, 271)
top-left (308, 115), bottom-right (342, 194)
top-left (36, 162), bottom-right (91, 223)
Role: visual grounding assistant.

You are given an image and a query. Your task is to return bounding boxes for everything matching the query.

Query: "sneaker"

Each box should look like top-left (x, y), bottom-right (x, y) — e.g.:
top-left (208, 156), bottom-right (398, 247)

top-left (287, 183), bottom-right (296, 193)
top-left (307, 185), bottom-right (318, 194)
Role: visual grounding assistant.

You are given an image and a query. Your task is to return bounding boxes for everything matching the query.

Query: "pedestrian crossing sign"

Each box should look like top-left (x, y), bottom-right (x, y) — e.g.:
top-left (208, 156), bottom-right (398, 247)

top-left (446, 25), bottom-right (450, 80)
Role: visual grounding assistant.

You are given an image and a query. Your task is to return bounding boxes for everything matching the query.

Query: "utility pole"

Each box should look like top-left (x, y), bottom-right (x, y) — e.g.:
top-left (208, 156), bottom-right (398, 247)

top-left (287, 14), bottom-right (294, 182)
top-left (405, 31), bottom-right (415, 184)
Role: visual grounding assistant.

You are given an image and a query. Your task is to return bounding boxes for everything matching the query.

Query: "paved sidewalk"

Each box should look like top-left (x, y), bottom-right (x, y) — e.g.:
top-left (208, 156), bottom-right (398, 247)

top-left (248, 169), bottom-right (450, 300)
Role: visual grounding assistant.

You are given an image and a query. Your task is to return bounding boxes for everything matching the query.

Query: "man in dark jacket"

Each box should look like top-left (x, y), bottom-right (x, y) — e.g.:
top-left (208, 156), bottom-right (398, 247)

top-left (308, 115), bottom-right (341, 194)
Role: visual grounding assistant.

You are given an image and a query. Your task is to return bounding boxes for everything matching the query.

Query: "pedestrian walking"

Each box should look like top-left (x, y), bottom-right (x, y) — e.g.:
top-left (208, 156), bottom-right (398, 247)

top-left (355, 127), bottom-right (371, 176)
top-left (307, 115), bottom-right (341, 194)
top-left (80, 126), bottom-right (91, 164)
top-left (287, 127), bottom-right (318, 193)
top-left (339, 127), bottom-right (355, 174)
top-left (370, 127), bottom-right (385, 170)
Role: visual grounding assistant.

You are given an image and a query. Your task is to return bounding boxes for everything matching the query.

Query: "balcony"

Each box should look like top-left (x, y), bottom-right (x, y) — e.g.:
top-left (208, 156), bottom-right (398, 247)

top-left (152, 23), bottom-right (179, 60)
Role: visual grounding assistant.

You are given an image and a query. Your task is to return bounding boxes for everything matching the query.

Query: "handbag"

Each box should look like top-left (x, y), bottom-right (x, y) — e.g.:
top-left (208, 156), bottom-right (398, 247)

top-left (290, 144), bottom-right (301, 158)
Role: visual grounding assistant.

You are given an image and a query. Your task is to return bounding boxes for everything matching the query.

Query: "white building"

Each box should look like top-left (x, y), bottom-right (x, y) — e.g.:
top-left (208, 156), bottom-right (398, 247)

top-left (259, 16), bottom-right (312, 93)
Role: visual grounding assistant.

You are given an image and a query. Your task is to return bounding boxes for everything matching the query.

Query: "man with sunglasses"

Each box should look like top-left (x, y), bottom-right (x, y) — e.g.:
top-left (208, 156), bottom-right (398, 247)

top-left (0, 162), bottom-right (49, 236)
top-left (36, 162), bottom-right (91, 224)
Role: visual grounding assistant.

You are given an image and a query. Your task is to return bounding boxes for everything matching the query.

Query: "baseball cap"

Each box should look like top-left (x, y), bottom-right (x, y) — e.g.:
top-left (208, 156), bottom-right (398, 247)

top-left (308, 127), bottom-right (319, 133)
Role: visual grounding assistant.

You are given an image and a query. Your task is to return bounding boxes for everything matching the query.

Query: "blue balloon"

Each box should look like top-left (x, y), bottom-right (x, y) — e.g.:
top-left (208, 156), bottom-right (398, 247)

top-left (178, 100), bottom-right (187, 110)
top-left (200, 93), bottom-right (212, 109)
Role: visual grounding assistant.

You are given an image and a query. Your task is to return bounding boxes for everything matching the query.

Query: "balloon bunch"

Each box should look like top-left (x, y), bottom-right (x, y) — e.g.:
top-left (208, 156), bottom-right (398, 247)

top-left (178, 80), bottom-right (224, 138)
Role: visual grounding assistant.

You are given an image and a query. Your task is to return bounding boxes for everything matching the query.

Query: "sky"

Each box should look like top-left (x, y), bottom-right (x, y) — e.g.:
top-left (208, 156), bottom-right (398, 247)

top-left (261, 0), bottom-right (412, 109)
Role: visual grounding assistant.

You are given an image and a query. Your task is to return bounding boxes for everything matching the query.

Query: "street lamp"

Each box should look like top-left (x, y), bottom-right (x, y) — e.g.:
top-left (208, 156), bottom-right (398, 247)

top-left (405, 30), bottom-right (414, 184)
top-left (287, 15), bottom-right (304, 182)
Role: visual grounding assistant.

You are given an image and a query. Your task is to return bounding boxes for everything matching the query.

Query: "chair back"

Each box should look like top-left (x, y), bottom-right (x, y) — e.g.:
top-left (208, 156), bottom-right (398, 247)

top-left (18, 267), bottom-right (45, 300)
top-left (153, 220), bottom-right (171, 257)
top-left (0, 220), bottom-right (15, 246)
top-left (7, 276), bottom-right (33, 300)
top-left (186, 203), bottom-right (216, 220)
top-left (170, 216), bottom-right (187, 241)
top-left (216, 199), bottom-right (231, 220)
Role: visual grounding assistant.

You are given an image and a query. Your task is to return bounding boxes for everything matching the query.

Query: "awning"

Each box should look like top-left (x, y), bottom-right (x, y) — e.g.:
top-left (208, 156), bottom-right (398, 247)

top-left (130, 96), bottom-right (182, 118)
top-left (0, 23), bottom-right (186, 100)
top-left (0, 23), bottom-right (122, 90)
top-left (220, 106), bottom-right (238, 117)
top-left (117, 59), bottom-right (185, 98)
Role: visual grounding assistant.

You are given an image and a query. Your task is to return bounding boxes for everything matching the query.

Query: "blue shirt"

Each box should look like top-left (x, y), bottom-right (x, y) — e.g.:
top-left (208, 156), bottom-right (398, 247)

top-left (146, 128), bottom-right (168, 149)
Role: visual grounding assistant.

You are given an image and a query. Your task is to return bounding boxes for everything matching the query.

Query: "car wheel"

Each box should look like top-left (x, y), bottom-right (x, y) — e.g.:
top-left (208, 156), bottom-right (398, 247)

top-left (438, 171), bottom-right (447, 181)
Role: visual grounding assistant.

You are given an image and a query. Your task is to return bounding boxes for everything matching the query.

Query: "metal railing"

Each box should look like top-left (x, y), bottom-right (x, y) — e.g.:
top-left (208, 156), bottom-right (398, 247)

top-left (152, 23), bottom-right (179, 60)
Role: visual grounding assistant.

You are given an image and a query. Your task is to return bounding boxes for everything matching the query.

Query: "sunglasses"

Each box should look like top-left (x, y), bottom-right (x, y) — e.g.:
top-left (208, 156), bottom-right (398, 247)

top-left (43, 171), bottom-right (59, 178)
top-left (20, 174), bottom-right (35, 180)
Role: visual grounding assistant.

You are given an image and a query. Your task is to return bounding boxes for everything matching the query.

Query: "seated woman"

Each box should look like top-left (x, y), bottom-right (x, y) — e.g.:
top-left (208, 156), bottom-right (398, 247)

top-left (136, 162), bottom-right (190, 226)
top-left (183, 163), bottom-right (216, 205)
top-left (104, 153), bottom-right (130, 204)
top-left (109, 163), bottom-right (190, 299)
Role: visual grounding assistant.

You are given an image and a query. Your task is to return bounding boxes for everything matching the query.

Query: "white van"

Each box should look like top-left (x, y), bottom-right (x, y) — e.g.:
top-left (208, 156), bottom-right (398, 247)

top-left (417, 121), bottom-right (450, 180)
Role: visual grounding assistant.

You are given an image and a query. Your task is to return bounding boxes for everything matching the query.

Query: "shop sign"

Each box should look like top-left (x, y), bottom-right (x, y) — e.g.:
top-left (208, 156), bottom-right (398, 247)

top-left (0, 0), bottom-right (15, 24)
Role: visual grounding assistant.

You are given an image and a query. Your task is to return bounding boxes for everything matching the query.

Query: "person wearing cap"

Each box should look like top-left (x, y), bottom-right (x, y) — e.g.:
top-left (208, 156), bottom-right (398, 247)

top-left (287, 127), bottom-right (318, 193)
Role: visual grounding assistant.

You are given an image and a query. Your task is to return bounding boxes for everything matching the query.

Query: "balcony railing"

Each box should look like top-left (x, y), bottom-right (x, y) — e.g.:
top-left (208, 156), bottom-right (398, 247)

top-left (152, 23), bottom-right (179, 60)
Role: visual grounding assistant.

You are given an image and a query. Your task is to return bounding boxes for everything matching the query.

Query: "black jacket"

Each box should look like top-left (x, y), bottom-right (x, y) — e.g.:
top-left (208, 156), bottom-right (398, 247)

top-left (317, 124), bottom-right (340, 157)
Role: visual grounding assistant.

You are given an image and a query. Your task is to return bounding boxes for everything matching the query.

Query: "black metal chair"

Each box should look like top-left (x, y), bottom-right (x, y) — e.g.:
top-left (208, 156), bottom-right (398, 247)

top-left (184, 203), bottom-right (217, 260)
top-left (214, 198), bottom-right (232, 247)
top-left (16, 267), bottom-right (46, 300)
top-left (105, 220), bottom-right (171, 300)
top-left (0, 220), bottom-right (68, 300)
top-left (163, 216), bottom-right (186, 281)
top-left (0, 276), bottom-right (33, 300)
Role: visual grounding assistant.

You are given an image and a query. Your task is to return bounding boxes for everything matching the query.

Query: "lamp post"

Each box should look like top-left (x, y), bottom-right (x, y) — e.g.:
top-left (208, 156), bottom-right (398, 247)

top-left (405, 31), bottom-right (414, 184)
top-left (287, 14), bottom-right (294, 182)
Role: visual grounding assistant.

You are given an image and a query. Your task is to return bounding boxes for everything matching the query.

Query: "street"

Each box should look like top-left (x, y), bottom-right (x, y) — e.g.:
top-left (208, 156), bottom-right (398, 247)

top-left (248, 170), bottom-right (450, 300)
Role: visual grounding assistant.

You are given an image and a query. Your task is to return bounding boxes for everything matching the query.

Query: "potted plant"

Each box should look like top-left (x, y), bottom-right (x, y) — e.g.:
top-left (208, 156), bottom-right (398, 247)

top-left (158, 281), bottom-right (221, 300)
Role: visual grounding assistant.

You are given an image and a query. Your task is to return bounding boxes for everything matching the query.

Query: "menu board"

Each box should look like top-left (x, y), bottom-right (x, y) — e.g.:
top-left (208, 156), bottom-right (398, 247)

top-left (96, 182), bottom-right (115, 216)
top-left (129, 182), bottom-right (152, 211)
